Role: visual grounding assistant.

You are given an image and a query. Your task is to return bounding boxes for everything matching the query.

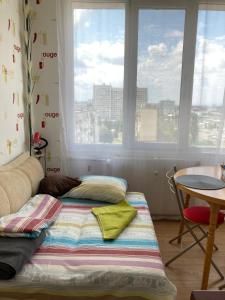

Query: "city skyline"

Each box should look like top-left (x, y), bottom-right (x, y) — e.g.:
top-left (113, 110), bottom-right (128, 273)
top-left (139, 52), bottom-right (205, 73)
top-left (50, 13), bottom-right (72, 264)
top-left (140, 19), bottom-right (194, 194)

top-left (74, 83), bottom-right (224, 147)
top-left (74, 83), bottom-right (225, 108)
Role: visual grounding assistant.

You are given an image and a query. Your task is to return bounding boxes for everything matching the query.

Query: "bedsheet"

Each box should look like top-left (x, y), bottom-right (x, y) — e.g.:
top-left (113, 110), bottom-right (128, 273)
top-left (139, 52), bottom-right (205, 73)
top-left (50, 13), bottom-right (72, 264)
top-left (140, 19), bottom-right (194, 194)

top-left (0, 192), bottom-right (176, 300)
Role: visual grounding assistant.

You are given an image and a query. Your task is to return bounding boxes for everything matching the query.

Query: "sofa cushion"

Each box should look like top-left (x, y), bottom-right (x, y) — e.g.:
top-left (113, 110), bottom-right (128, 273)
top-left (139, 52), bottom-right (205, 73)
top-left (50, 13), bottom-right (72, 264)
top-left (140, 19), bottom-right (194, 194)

top-left (0, 152), bottom-right (44, 217)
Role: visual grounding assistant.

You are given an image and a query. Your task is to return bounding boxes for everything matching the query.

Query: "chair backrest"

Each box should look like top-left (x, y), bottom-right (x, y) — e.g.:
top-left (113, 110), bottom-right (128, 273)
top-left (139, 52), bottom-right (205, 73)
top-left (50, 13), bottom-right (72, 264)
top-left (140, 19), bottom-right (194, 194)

top-left (166, 167), bottom-right (185, 219)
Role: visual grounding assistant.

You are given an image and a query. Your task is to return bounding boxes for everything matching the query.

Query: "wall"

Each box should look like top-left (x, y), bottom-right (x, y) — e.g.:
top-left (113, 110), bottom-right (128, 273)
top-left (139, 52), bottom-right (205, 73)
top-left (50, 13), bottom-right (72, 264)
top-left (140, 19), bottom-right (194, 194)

top-left (0, 0), bottom-right (25, 165)
top-left (31, 0), bottom-right (61, 175)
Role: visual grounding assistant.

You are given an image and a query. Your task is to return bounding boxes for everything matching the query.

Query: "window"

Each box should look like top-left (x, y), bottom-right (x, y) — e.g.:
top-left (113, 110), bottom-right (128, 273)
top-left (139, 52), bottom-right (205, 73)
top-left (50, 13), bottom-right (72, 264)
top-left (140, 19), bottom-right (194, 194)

top-left (72, 0), bottom-right (225, 156)
top-left (135, 9), bottom-right (185, 143)
top-left (74, 5), bottom-right (125, 145)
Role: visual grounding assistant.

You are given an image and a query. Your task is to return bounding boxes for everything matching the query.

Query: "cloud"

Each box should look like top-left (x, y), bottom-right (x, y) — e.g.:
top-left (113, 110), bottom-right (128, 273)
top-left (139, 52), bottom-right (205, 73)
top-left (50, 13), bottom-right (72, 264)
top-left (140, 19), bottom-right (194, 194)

top-left (75, 40), bottom-right (125, 101)
top-left (148, 43), bottom-right (167, 56)
top-left (84, 21), bottom-right (91, 28)
top-left (138, 41), bottom-right (184, 103)
top-left (74, 34), bottom-right (225, 107)
top-left (77, 41), bottom-right (124, 65)
top-left (165, 30), bottom-right (184, 38)
top-left (144, 24), bottom-right (159, 33)
top-left (195, 36), bottom-right (225, 72)
top-left (215, 35), bottom-right (225, 42)
top-left (75, 63), bottom-right (124, 86)
top-left (192, 36), bottom-right (225, 106)
top-left (138, 36), bottom-right (225, 106)
top-left (74, 10), bottom-right (86, 25)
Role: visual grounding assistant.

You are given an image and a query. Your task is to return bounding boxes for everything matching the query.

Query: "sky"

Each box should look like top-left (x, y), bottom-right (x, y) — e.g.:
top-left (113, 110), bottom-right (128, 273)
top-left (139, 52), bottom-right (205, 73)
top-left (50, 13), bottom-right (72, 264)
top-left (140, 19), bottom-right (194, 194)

top-left (74, 8), bottom-right (225, 107)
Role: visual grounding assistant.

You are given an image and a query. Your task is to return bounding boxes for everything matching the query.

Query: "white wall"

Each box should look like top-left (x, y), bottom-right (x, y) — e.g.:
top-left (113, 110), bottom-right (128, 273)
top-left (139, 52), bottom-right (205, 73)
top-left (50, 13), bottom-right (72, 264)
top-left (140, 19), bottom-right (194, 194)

top-left (30, 0), bottom-right (61, 174)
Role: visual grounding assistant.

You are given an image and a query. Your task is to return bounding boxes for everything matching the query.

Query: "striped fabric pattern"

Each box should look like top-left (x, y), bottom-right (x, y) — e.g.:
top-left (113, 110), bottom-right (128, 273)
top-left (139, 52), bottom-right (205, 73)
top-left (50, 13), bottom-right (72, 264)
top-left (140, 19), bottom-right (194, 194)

top-left (0, 193), bottom-right (176, 300)
top-left (0, 194), bottom-right (62, 238)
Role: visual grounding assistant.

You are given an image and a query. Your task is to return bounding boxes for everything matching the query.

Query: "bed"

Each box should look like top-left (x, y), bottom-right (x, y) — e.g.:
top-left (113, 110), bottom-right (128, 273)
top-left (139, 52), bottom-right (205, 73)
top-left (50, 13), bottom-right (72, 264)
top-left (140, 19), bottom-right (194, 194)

top-left (0, 153), bottom-right (176, 300)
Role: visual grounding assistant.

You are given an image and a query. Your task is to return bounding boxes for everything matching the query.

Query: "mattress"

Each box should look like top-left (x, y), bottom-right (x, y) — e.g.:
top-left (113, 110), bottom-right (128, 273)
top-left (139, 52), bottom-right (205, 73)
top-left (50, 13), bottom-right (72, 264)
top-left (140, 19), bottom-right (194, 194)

top-left (0, 192), bottom-right (176, 300)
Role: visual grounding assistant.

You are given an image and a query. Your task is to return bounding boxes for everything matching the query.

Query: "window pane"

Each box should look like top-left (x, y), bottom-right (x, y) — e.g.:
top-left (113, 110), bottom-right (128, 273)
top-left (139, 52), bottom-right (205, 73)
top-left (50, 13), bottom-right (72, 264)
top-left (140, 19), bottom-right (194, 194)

top-left (74, 8), bottom-right (125, 145)
top-left (190, 7), bottom-right (225, 148)
top-left (135, 9), bottom-right (185, 143)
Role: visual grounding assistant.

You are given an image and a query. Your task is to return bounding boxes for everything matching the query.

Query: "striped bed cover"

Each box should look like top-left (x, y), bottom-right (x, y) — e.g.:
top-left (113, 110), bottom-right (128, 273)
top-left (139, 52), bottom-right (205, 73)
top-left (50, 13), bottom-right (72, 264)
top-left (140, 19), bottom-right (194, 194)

top-left (0, 192), bottom-right (176, 300)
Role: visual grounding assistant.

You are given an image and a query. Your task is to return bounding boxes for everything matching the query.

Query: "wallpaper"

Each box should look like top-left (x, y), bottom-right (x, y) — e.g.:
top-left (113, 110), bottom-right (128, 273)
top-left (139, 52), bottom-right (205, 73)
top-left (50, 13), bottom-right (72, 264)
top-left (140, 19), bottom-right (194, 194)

top-left (0, 0), bottom-right (26, 165)
top-left (31, 0), bottom-right (61, 174)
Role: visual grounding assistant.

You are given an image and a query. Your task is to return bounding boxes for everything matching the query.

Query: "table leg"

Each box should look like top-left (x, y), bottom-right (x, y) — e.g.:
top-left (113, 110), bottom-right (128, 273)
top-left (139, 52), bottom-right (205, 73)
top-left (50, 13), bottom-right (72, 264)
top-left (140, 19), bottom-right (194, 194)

top-left (201, 203), bottom-right (219, 290)
top-left (178, 193), bottom-right (190, 243)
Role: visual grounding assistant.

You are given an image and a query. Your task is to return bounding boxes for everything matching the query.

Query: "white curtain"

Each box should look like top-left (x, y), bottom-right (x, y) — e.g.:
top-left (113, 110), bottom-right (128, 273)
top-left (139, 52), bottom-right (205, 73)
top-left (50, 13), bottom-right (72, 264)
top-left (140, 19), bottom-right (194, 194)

top-left (56, 0), bottom-right (74, 176)
top-left (191, 4), bottom-right (225, 164)
top-left (56, 1), bottom-right (225, 217)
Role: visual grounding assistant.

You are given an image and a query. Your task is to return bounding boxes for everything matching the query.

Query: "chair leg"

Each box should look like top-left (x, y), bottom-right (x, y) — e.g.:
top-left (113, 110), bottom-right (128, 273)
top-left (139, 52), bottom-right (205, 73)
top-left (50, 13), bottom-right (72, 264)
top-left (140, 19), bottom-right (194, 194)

top-left (174, 223), bottom-right (219, 251)
top-left (165, 234), bottom-right (206, 266)
top-left (166, 222), bottom-right (224, 280)
top-left (169, 224), bottom-right (199, 244)
top-left (177, 220), bottom-right (184, 244)
top-left (219, 283), bottom-right (225, 290)
top-left (197, 225), bottom-right (219, 251)
top-left (177, 194), bottom-right (191, 243)
top-left (186, 222), bottom-right (224, 280)
top-left (171, 223), bottom-right (219, 251)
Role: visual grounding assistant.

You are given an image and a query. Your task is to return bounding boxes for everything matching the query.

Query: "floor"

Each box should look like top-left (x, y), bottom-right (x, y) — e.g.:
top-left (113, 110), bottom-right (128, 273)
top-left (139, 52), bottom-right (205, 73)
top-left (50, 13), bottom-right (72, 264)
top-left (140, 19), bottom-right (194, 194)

top-left (154, 221), bottom-right (225, 300)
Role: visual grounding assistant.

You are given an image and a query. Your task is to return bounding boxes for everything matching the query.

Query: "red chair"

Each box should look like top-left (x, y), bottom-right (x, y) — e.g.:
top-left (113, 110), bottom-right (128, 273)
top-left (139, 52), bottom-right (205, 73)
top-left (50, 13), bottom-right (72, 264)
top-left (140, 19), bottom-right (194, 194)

top-left (165, 167), bottom-right (224, 280)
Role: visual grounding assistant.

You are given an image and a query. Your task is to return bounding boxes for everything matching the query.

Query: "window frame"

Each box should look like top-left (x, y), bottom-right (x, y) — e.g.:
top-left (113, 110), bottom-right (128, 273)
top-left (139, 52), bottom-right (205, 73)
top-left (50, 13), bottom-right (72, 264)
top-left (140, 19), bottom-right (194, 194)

top-left (71, 0), bottom-right (225, 158)
top-left (127, 1), bottom-right (189, 151)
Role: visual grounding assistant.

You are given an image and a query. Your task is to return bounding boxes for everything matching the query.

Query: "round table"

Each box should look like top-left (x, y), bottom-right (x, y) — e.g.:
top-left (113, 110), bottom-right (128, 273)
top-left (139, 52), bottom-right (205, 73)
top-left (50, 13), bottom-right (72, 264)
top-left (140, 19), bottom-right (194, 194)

top-left (174, 165), bottom-right (225, 290)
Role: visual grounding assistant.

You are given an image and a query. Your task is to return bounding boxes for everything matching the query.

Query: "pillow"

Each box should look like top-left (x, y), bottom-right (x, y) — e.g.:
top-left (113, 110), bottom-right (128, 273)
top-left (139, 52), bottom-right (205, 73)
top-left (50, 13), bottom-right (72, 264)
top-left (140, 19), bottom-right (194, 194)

top-left (63, 175), bottom-right (128, 203)
top-left (38, 175), bottom-right (81, 197)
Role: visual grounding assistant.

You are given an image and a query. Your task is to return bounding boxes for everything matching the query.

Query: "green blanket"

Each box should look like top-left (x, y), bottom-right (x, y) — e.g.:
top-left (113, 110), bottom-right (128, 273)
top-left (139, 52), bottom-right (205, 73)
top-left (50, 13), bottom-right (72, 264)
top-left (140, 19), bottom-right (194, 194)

top-left (92, 201), bottom-right (137, 240)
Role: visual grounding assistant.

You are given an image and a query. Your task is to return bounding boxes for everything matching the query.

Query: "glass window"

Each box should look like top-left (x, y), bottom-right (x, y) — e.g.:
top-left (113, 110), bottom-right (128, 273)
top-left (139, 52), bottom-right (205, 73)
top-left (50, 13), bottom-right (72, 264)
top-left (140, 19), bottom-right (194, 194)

top-left (71, 1), bottom-right (225, 156)
top-left (190, 6), bottom-right (225, 148)
top-left (73, 7), bottom-right (125, 145)
top-left (135, 9), bottom-right (185, 143)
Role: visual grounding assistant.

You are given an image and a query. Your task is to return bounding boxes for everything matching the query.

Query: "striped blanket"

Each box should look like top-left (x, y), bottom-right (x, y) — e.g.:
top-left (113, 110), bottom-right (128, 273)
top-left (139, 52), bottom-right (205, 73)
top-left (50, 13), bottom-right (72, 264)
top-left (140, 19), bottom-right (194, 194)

top-left (0, 194), bottom-right (62, 238)
top-left (0, 192), bottom-right (176, 300)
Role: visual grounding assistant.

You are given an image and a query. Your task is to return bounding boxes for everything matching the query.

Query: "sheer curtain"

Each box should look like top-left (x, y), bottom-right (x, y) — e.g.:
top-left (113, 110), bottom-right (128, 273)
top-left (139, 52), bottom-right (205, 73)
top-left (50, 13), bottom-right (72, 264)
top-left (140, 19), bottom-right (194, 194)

top-left (191, 4), bottom-right (225, 164)
top-left (56, 0), bottom-right (74, 175)
top-left (56, 0), bottom-right (225, 217)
